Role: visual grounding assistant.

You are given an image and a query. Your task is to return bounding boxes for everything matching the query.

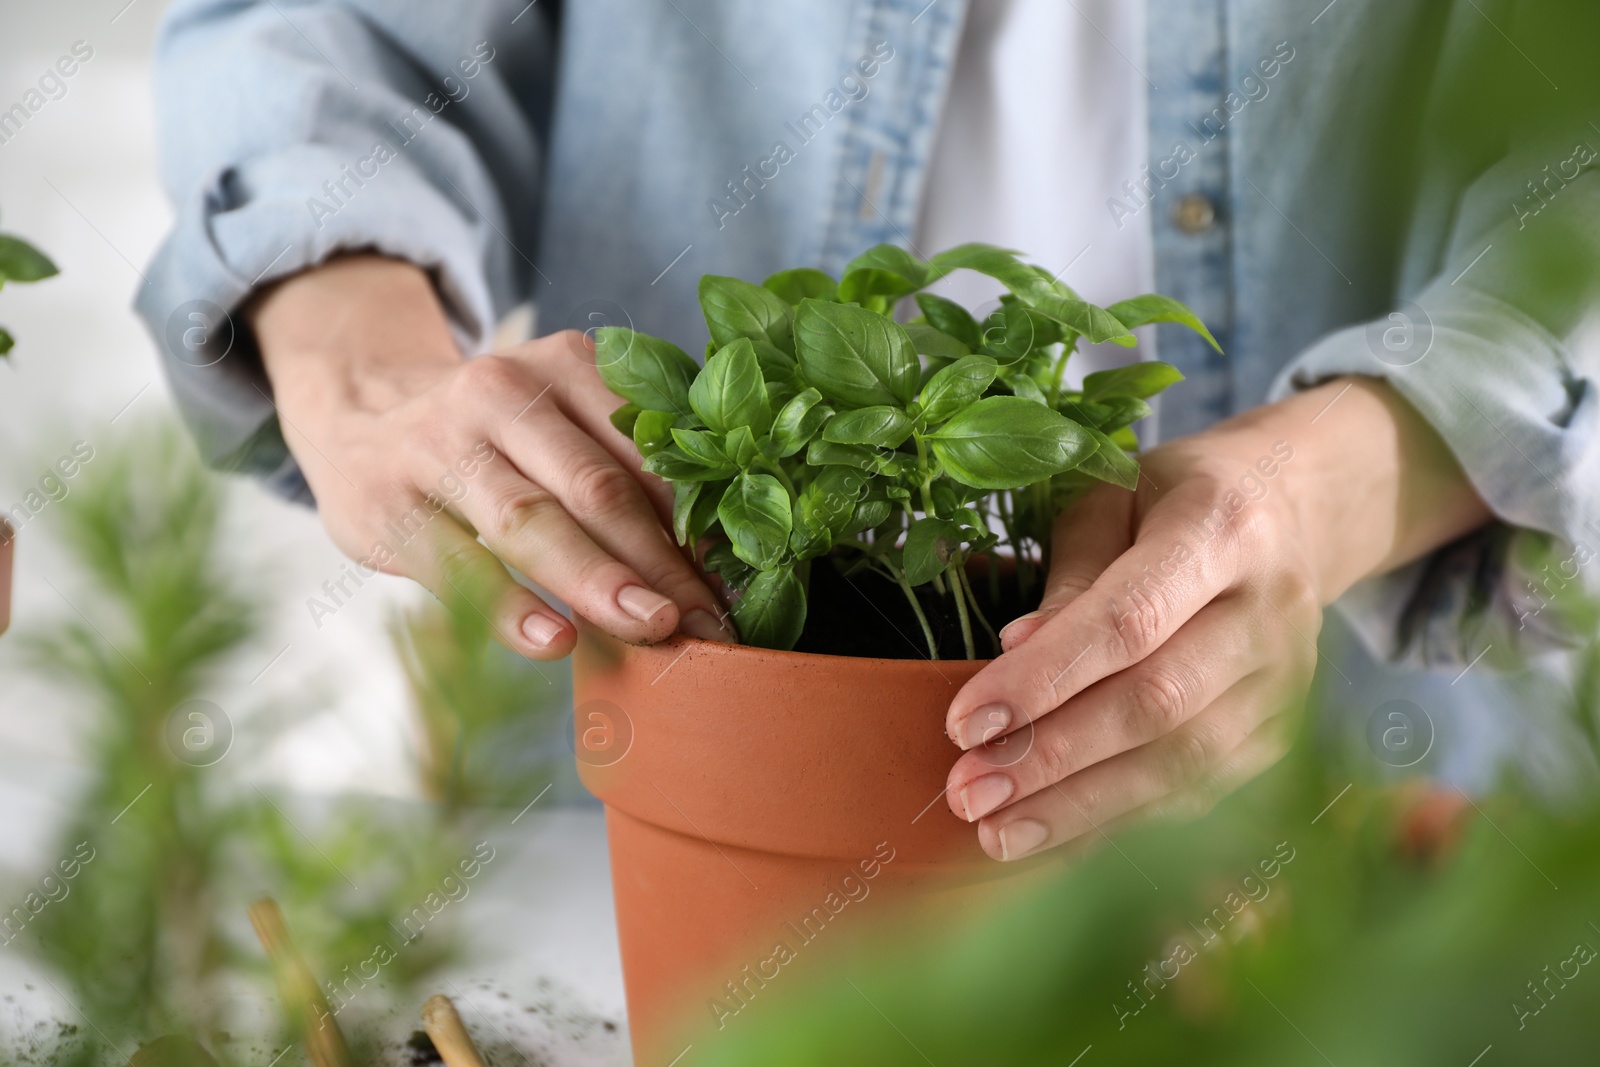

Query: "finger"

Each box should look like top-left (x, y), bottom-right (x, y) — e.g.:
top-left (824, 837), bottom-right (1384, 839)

top-left (972, 678), bottom-right (1274, 862)
top-left (451, 452), bottom-right (684, 644)
top-left (947, 478), bottom-right (1252, 750)
top-left (1142, 715), bottom-right (1295, 825)
top-left (947, 593), bottom-right (1267, 822)
top-left (491, 407), bottom-right (732, 641)
top-left (393, 509), bottom-right (577, 661)
top-left (535, 329), bottom-right (678, 519)
top-left (998, 482), bottom-right (1135, 651)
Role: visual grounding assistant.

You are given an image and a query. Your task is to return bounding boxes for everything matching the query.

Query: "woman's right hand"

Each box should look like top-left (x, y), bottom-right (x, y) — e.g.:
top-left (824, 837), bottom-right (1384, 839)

top-left (249, 253), bottom-right (733, 659)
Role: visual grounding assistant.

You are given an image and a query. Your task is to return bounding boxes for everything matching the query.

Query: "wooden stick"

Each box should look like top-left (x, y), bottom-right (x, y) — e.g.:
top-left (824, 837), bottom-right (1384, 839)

top-left (247, 898), bottom-right (356, 1067)
top-left (421, 994), bottom-right (488, 1067)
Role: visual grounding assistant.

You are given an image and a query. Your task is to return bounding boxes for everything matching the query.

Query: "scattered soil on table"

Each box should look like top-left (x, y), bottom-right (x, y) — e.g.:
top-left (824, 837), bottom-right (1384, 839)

top-left (794, 553), bottom-right (1039, 660)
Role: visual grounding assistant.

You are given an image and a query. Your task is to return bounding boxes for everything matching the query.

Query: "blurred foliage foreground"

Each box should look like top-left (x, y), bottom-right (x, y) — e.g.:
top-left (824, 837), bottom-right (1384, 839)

top-left (4, 424), bottom-right (563, 1066)
top-left (5, 421), bottom-right (1600, 1065)
top-left (686, 749), bottom-right (1600, 1066)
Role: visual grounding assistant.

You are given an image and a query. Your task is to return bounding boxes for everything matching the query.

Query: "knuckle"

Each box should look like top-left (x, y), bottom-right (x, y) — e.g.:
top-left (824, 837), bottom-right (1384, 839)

top-left (453, 353), bottom-right (523, 401)
top-left (1161, 725), bottom-right (1220, 786)
top-left (1270, 566), bottom-right (1321, 622)
top-left (1127, 666), bottom-right (1194, 738)
top-left (565, 460), bottom-right (639, 518)
top-left (433, 537), bottom-right (486, 585)
top-left (1072, 784), bottom-right (1105, 822)
top-left (1111, 593), bottom-right (1166, 661)
top-left (491, 485), bottom-right (562, 541)
top-left (1032, 733), bottom-right (1077, 784)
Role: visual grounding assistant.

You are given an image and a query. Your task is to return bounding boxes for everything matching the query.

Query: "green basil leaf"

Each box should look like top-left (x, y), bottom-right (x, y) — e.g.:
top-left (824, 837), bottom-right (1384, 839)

top-left (671, 427), bottom-right (735, 470)
top-left (793, 298), bottom-right (919, 408)
top-left (797, 465), bottom-right (871, 536)
top-left (843, 499), bottom-right (893, 537)
top-left (718, 473), bottom-right (793, 569)
top-left (594, 327), bottom-right (698, 413)
top-left (632, 409), bottom-right (677, 457)
top-left (902, 517), bottom-right (963, 586)
top-left (839, 268), bottom-right (917, 305)
top-left (725, 424), bottom-right (760, 467)
top-left (920, 355), bottom-right (998, 424)
top-left (924, 243), bottom-right (1037, 291)
top-left (699, 275), bottom-right (795, 355)
top-left (642, 446), bottom-right (736, 482)
top-left (821, 405), bottom-right (914, 448)
top-left (789, 522), bottom-right (833, 560)
top-left (690, 337), bottom-right (772, 435)
top-left (1022, 292), bottom-right (1136, 346)
top-left (1081, 361), bottom-right (1185, 402)
top-left (838, 244), bottom-right (928, 304)
top-left (915, 292), bottom-right (982, 350)
top-left (0, 327), bottom-right (13, 357)
top-left (704, 541), bottom-right (755, 592)
top-left (608, 402), bottom-right (641, 437)
top-left (904, 322), bottom-right (971, 361)
top-left (0, 235), bottom-right (58, 283)
top-left (1073, 425), bottom-right (1142, 491)
top-left (751, 338), bottom-right (798, 382)
top-left (806, 439), bottom-right (881, 472)
top-left (731, 567), bottom-right (807, 650)
top-left (767, 387), bottom-right (831, 458)
top-left (1004, 372), bottom-right (1047, 404)
top-left (671, 481), bottom-right (703, 545)
top-left (1107, 294), bottom-right (1222, 352)
top-left (978, 301), bottom-right (1041, 365)
top-left (1070, 395), bottom-right (1152, 432)
top-left (764, 267), bottom-right (838, 305)
top-left (925, 244), bottom-right (1134, 344)
top-left (924, 395), bottom-right (1095, 490)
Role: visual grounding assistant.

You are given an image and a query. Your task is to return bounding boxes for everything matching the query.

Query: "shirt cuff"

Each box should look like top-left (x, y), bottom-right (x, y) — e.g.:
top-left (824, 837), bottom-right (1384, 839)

top-left (135, 146), bottom-right (499, 494)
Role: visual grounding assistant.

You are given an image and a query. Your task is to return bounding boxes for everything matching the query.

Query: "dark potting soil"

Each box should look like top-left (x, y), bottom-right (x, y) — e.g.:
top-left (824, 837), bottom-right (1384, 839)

top-left (792, 553), bottom-right (1040, 660)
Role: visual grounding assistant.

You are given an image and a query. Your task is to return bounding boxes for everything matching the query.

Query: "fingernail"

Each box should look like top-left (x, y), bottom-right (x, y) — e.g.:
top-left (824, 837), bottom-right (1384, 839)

top-left (998, 610), bottom-right (1044, 639)
top-left (617, 585), bottom-right (674, 624)
top-left (522, 613), bottom-right (567, 648)
top-left (998, 818), bottom-right (1049, 861)
top-left (960, 774), bottom-right (1015, 822)
top-left (958, 704), bottom-right (1013, 750)
top-left (680, 608), bottom-right (735, 643)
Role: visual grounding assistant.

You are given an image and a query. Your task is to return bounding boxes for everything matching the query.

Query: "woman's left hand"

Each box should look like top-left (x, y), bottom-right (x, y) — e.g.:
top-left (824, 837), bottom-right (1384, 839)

top-left (943, 377), bottom-right (1491, 861)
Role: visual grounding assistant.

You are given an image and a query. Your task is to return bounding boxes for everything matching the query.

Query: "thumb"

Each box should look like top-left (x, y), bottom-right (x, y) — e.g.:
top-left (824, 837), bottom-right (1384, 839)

top-left (998, 484), bottom-right (1135, 651)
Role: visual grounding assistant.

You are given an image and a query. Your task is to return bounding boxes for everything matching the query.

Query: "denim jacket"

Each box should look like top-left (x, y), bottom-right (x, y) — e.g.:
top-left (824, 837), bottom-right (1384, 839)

top-left (136, 0), bottom-right (1600, 676)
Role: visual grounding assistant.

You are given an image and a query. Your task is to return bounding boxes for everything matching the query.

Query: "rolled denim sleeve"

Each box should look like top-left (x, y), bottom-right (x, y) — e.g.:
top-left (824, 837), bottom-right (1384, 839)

top-left (1271, 152), bottom-right (1600, 668)
top-left (134, 0), bottom-right (555, 497)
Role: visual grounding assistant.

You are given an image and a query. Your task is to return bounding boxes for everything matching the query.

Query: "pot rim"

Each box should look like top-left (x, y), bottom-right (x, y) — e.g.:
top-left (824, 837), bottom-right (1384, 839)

top-left (584, 625), bottom-right (998, 671)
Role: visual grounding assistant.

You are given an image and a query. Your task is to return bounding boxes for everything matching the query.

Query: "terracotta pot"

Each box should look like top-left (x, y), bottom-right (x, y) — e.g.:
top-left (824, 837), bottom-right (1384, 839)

top-left (0, 520), bottom-right (12, 637)
top-left (573, 622), bottom-right (1051, 1065)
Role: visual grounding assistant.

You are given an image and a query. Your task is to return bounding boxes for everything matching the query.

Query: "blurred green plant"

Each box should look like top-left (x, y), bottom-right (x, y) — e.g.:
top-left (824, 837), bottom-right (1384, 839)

top-left (8, 422), bottom-right (561, 1065)
top-left (392, 573), bottom-right (567, 814)
top-left (0, 218), bottom-right (58, 357)
top-left (689, 726), bottom-right (1600, 1066)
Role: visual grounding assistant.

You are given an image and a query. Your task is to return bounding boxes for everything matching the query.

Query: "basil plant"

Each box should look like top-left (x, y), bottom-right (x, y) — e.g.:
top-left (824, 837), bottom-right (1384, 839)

top-left (597, 243), bottom-right (1218, 658)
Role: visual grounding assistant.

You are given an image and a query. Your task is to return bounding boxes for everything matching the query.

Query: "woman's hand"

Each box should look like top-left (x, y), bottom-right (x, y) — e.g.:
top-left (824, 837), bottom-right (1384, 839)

top-left (250, 253), bottom-right (732, 660)
top-left (943, 377), bottom-right (1491, 860)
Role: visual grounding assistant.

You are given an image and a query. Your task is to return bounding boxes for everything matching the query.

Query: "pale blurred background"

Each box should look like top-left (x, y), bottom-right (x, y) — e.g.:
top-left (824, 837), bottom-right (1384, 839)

top-left (0, 4), bottom-right (626, 1060)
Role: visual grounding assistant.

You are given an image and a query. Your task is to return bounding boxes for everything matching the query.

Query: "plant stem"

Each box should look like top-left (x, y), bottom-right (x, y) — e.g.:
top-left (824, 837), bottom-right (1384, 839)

top-left (949, 559), bottom-right (976, 659)
top-left (913, 435), bottom-right (939, 518)
top-left (885, 557), bottom-right (940, 659)
top-left (1046, 336), bottom-right (1079, 407)
top-left (958, 564), bottom-right (1000, 656)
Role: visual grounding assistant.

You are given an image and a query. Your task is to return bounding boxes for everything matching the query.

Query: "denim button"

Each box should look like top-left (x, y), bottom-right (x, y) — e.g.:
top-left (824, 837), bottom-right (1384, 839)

top-left (1172, 192), bottom-right (1217, 234)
